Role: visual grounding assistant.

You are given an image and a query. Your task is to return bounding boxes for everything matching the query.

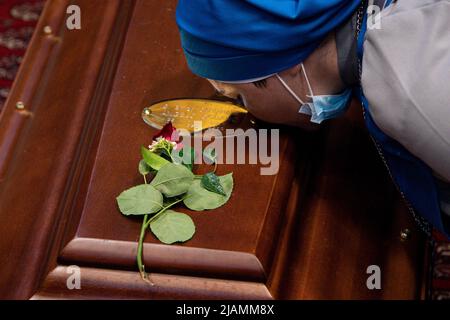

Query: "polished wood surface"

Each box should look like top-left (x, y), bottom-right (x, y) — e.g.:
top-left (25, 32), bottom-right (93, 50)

top-left (0, 0), bottom-right (427, 299)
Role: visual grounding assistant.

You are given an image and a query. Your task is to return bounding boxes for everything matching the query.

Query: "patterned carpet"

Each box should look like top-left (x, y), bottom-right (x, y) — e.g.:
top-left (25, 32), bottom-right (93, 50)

top-left (0, 0), bottom-right (449, 300)
top-left (431, 231), bottom-right (450, 299)
top-left (0, 0), bottom-right (43, 112)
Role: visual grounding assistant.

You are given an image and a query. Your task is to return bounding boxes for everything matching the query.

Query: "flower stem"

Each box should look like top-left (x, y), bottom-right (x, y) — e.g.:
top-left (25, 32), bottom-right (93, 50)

top-left (137, 214), bottom-right (152, 284)
top-left (137, 197), bottom-right (186, 284)
top-left (137, 171), bottom-right (153, 285)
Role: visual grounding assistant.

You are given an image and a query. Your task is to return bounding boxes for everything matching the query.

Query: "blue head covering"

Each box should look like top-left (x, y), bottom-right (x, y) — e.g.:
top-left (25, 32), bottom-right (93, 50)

top-left (176, 0), bottom-right (361, 82)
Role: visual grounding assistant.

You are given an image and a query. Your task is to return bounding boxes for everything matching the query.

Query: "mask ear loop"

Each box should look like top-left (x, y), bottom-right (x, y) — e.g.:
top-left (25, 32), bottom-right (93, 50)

top-left (275, 74), bottom-right (306, 105)
top-left (300, 63), bottom-right (314, 98)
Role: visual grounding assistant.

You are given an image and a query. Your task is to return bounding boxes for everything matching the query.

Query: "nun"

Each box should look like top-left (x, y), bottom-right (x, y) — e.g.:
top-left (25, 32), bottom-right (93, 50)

top-left (175, 0), bottom-right (450, 237)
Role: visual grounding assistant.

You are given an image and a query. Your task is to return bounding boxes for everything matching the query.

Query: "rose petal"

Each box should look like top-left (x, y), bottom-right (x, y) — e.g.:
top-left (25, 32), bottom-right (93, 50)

top-left (153, 122), bottom-right (177, 141)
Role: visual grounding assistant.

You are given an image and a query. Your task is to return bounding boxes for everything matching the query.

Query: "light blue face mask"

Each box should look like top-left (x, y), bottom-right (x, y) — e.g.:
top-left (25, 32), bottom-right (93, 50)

top-left (276, 64), bottom-right (352, 124)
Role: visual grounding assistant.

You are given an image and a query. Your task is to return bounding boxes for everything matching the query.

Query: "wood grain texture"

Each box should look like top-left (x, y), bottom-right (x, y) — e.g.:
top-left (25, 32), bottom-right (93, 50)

top-left (267, 103), bottom-right (428, 299)
top-left (0, 0), bottom-right (128, 299)
top-left (0, 0), bottom-right (428, 300)
top-left (32, 266), bottom-right (272, 300)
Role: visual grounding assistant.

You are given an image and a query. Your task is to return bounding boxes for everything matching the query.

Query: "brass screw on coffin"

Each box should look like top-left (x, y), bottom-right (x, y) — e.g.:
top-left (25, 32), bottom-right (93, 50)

top-left (15, 101), bottom-right (25, 110)
top-left (43, 25), bottom-right (53, 35)
top-left (400, 228), bottom-right (411, 242)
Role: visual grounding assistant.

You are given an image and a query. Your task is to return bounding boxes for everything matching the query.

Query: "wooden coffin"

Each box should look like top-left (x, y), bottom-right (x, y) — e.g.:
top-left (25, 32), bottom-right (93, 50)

top-left (0, 0), bottom-right (429, 300)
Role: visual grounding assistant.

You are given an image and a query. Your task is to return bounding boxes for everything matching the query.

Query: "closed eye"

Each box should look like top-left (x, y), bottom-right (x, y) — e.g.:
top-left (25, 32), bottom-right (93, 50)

top-left (253, 79), bottom-right (267, 89)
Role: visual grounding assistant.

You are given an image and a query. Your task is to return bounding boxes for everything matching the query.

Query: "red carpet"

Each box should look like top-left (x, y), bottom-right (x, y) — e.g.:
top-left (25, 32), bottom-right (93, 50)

top-left (0, 0), bottom-right (449, 300)
top-left (0, 0), bottom-right (44, 111)
top-left (431, 231), bottom-right (450, 299)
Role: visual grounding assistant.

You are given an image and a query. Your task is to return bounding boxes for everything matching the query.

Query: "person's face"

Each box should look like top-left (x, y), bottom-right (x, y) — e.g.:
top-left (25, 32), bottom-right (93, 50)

top-left (207, 64), bottom-right (319, 131)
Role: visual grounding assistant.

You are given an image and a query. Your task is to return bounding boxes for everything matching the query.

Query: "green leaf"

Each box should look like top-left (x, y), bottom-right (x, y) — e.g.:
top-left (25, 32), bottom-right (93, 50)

top-left (203, 148), bottom-right (217, 165)
top-left (138, 159), bottom-right (151, 176)
top-left (116, 184), bottom-right (163, 215)
top-left (201, 172), bottom-right (226, 196)
top-left (149, 210), bottom-right (195, 244)
top-left (150, 163), bottom-right (194, 197)
top-left (141, 146), bottom-right (170, 171)
top-left (184, 173), bottom-right (233, 211)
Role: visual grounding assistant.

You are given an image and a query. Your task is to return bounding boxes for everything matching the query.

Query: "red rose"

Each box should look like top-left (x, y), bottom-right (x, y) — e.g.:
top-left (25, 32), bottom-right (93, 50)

top-left (152, 122), bottom-right (180, 142)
